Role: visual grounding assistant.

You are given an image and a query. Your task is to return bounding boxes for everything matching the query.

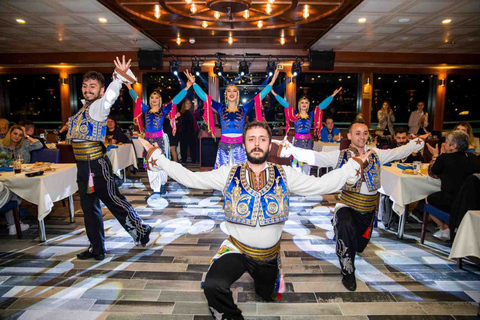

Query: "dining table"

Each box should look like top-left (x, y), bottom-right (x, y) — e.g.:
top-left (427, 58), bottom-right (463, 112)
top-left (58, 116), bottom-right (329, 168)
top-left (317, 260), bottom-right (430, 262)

top-left (378, 163), bottom-right (442, 239)
top-left (0, 163), bottom-right (78, 242)
top-left (449, 210), bottom-right (480, 262)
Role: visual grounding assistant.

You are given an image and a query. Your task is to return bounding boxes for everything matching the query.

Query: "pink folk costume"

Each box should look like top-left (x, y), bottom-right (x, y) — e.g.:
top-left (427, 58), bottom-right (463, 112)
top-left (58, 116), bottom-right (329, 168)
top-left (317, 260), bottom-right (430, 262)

top-left (274, 94), bottom-right (333, 174)
top-left (192, 83), bottom-right (271, 169)
top-left (130, 88), bottom-right (188, 196)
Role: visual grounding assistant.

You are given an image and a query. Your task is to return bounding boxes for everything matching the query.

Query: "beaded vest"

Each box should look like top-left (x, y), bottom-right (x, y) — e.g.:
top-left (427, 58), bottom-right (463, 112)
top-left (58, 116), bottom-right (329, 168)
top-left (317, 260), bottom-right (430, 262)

top-left (224, 162), bottom-right (289, 227)
top-left (67, 104), bottom-right (107, 142)
top-left (335, 149), bottom-right (381, 192)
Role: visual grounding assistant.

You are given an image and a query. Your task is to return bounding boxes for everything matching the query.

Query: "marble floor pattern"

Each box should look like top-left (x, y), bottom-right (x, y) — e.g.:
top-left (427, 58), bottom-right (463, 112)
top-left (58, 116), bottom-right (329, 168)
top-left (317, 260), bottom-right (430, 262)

top-left (0, 166), bottom-right (479, 320)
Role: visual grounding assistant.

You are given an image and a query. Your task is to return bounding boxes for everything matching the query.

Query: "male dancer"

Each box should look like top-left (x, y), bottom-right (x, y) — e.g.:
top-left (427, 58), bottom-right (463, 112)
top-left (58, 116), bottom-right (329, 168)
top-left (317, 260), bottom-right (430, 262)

top-left (276, 120), bottom-right (427, 291)
top-left (67, 56), bottom-right (151, 260)
top-left (139, 121), bottom-right (369, 320)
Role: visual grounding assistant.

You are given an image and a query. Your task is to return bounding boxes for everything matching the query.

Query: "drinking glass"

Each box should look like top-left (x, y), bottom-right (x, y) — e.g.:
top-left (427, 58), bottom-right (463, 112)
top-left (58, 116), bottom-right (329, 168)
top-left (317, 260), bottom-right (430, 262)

top-left (413, 161), bottom-right (421, 175)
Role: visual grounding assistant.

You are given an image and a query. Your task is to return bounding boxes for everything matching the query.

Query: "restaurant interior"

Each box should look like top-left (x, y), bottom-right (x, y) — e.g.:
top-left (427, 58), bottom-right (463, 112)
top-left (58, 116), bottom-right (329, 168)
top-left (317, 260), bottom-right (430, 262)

top-left (0, 0), bottom-right (479, 319)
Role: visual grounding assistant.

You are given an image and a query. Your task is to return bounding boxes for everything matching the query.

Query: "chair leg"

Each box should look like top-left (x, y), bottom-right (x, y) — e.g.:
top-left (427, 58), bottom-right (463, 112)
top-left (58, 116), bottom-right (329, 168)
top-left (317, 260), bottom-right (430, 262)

top-left (62, 199), bottom-right (66, 207)
top-left (457, 258), bottom-right (463, 269)
top-left (420, 212), bottom-right (428, 244)
top-left (12, 206), bottom-right (22, 239)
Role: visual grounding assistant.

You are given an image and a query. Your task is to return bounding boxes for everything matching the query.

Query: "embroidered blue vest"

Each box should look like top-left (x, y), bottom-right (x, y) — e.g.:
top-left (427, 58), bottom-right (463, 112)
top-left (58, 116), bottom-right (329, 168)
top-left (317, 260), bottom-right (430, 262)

top-left (223, 163), bottom-right (289, 227)
top-left (67, 104), bottom-right (107, 142)
top-left (220, 105), bottom-right (247, 135)
top-left (144, 103), bottom-right (171, 133)
top-left (294, 111), bottom-right (314, 134)
top-left (335, 149), bottom-right (381, 192)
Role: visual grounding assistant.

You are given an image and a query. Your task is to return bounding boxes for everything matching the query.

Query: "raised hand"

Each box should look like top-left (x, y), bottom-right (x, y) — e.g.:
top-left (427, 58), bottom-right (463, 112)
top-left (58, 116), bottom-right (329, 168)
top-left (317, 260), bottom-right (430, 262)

top-left (357, 150), bottom-right (372, 164)
top-left (426, 143), bottom-right (439, 157)
top-left (268, 68), bottom-right (280, 86)
top-left (114, 55), bottom-right (131, 72)
top-left (332, 87), bottom-right (342, 97)
top-left (184, 70), bottom-right (196, 83)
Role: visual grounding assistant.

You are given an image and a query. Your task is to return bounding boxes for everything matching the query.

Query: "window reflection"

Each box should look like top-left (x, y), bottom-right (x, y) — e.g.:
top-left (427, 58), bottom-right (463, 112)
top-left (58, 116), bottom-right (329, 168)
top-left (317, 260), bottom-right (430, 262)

top-left (444, 75), bottom-right (480, 130)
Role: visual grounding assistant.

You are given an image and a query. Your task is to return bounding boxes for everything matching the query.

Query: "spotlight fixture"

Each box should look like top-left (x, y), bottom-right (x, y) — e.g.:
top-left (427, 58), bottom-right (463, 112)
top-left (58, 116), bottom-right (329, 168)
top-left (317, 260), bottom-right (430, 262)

top-left (291, 60), bottom-right (302, 77)
top-left (228, 35), bottom-right (233, 45)
top-left (266, 60), bottom-right (276, 77)
top-left (238, 60), bottom-right (249, 76)
top-left (280, 37), bottom-right (285, 45)
top-left (303, 5), bottom-right (309, 19)
top-left (268, 0), bottom-right (274, 3)
top-left (16, 19), bottom-right (26, 24)
top-left (185, 0), bottom-right (192, 3)
top-left (442, 19), bottom-right (452, 24)
top-left (154, 5), bottom-right (161, 19)
top-left (202, 21), bottom-right (208, 28)
top-left (214, 11), bottom-right (220, 19)
top-left (190, 3), bottom-right (197, 13)
top-left (266, 3), bottom-right (272, 14)
top-left (214, 61), bottom-right (223, 77)
top-left (191, 61), bottom-right (201, 76)
top-left (243, 10), bottom-right (250, 19)
top-left (170, 61), bottom-right (180, 75)
top-left (257, 20), bottom-right (263, 28)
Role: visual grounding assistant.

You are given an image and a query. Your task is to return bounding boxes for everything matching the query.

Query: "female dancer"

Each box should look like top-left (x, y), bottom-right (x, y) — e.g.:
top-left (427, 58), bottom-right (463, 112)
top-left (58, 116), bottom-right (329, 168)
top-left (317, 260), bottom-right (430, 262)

top-left (271, 88), bottom-right (342, 174)
top-left (126, 82), bottom-right (191, 198)
top-left (184, 69), bottom-right (279, 168)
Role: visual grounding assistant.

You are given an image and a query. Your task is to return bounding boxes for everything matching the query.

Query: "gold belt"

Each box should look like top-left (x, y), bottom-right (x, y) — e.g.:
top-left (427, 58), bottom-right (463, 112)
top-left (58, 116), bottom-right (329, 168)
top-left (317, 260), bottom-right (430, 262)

top-left (339, 191), bottom-right (379, 213)
top-left (229, 236), bottom-right (280, 262)
top-left (72, 141), bottom-right (104, 161)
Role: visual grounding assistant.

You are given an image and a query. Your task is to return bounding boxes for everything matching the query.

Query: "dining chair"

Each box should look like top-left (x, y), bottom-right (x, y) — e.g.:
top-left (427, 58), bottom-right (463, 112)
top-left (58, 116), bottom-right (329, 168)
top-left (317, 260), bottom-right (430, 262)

top-left (339, 138), bottom-right (351, 150)
top-left (30, 148), bottom-right (60, 163)
top-left (0, 201), bottom-right (21, 239)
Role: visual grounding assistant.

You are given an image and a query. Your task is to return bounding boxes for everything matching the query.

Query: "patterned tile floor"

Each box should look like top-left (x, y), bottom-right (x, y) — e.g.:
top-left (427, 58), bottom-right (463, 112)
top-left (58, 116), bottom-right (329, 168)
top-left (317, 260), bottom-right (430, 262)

top-left (0, 165), bottom-right (479, 320)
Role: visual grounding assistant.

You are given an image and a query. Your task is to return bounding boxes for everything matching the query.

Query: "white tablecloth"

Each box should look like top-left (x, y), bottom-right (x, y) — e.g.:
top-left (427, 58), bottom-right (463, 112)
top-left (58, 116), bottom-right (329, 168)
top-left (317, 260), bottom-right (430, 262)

top-left (449, 210), bottom-right (480, 259)
top-left (131, 137), bottom-right (144, 158)
top-left (379, 165), bottom-right (442, 216)
top-left (106, 144), bottom-right (138, 173)
top-left (0, 164), bottom-right (78, 220)
top-left (313, 141), bottom-right (341, 152)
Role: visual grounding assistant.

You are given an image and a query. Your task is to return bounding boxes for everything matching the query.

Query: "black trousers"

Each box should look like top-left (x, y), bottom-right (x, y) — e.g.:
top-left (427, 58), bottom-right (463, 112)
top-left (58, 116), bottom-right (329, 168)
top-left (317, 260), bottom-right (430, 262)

top-left (334, 206), bottom-right (374, 275)
top-left (77, 156), bottom-right (148, 255)
top-left (203, 253), bottom-right (278, 320)
top-left (180, 132), bottom-right (197, 163)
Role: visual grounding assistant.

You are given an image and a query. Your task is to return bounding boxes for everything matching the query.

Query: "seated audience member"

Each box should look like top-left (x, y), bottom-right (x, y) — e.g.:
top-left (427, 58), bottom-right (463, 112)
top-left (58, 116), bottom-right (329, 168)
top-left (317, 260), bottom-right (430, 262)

top-left (0, 125), bottom-right (42, 163)
top-left (320, 117), bottom-right (342, 142)
top-left (424, 130), bottom-right (480, 240)
top-left (58, 122), bottom-right (69, 141)
top-left (106, 116), bottom-right (131, 144)
top-left (389, 127), bottom-right (423, 163)
top-left (20, 120), bottom-right (47, 148)
top-left (454, 121), bottom-right (476, 153)
top-left (0, 181), bottom-right (28, 235)
top-left (0, 119), bottom-right (9, 139)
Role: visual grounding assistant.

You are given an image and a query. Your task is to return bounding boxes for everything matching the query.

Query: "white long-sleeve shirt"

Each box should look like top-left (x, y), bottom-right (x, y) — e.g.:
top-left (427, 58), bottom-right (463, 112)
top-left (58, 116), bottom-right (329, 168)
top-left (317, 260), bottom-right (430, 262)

top-left (147, 149), bottom-right (361, 248)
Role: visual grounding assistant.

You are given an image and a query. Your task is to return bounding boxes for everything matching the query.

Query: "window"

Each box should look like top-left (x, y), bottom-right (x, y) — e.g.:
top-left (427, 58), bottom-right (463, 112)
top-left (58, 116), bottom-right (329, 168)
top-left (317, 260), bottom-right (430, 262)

top-left (1, 74), bottom-right (61, 126)
top-left (444, 75), bottom-right (480, 131)
top-left (295, 73), bottom-right (359, 125)
top-left (372, 74), bottom-right (434, 127)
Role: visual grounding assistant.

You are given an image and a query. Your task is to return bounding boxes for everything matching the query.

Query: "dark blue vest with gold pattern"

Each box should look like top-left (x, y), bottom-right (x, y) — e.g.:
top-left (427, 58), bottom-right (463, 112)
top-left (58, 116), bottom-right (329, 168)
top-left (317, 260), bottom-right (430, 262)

top-left (335, 149), bottom-right (381, 192)
top-left (224, 162), bottom-right (289, 227)
top-left (67, 104), bottom-right (107, 142)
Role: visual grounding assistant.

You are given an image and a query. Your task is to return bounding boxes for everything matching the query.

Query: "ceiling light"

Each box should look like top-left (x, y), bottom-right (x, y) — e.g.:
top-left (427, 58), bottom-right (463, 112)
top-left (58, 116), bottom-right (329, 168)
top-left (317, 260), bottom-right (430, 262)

top-left (214, 11), bottom-right (220, 19)
top-left (335, 35), bottom-right (342, 39)
top-left (185, 0), bottom-right (192, 3)
top-left (266, 60), bottom-right (276, 76)
top-left (257, 20), bottom-right (263, 28)
top-left (442, 19), bottom-right (452, 24)
top-left (170, 61), bottom-right (180, 75)
top-left (268, 0), bottom-right (274, 3)
top-left (243, 10), bottom-right (250, 19)
top-left (280, 37), bottom-right (285, 45)
top-left (398, 18), bottom-right (410, 23)
top-left (228, 35), bottom-right (233, 45)
top-left (266, 3), bottom-right (272, 14)
top-left (303, 5), bottom-right (309, 19)
top-left (154, 5), bottom-right (161, 19)
top-left (292, 60), bottom-right (301, 77)
top-left (190, 3), bottom-right (197, 13)
top-left (214, 61), bottom-right (223, 77)
top-left (358, 17), bottom-right (366, 23)
top-left (202, 21), bottom-right (208, 28)
top-left (176, 37), bottom-right (182, 45)
top-left (192, 61), bottom-right (201, 76)
top-left (16, 19), bottom-right (25, 24)
top-left (238, 60), bottom-right (249, 76)
top-left (98, 17), bottom-right (107, 23)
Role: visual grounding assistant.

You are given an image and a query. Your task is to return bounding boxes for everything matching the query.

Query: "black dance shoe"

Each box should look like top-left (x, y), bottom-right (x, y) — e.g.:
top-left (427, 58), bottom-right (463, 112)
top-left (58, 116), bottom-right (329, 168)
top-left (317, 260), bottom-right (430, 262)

top-left (76, 247), bottom-right (105, 260)
top-left (137, 225), bottom-right (152, 247)
top-left (342, 273), bottom-right (357, 291)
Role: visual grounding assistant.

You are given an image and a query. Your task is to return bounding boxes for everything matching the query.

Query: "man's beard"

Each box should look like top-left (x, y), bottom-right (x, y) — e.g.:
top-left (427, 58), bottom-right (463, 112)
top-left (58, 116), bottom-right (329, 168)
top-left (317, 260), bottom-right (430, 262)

top-left (83, 91), bottom-right (101, 102)
top-left (246, 147), bottom-right (269, 164)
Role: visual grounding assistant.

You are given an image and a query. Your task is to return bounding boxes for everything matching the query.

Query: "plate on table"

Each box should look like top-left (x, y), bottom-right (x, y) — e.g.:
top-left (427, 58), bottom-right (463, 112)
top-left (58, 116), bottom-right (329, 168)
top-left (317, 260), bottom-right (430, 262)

top-left (402, 169), bottom-right (417, 175)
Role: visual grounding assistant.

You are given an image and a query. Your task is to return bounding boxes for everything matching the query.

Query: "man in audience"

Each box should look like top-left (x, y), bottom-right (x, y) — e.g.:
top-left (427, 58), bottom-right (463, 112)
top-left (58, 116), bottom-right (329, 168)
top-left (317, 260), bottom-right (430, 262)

top-left (21, 120), bottom-right (47, 148)
top-left (277, 120), bottom-right (427, 291)
top-left (390, 127), bottom-right (423, 163)
top-left (424, 130), bottom-right (480, 240)
top-left (106, 116), bottom-right (131, 144)
top-left (138, 121), bottom-right (369, 320)
top-left (320, 117), bottom-right (342, 142)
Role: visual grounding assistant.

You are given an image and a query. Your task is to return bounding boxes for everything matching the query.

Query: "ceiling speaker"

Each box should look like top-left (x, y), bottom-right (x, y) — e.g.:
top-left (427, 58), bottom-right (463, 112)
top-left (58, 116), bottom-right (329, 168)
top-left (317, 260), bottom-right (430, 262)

top-left (309, 51), bottom-right (335, 71)
top-left (137, 50), bottom-right (163, 70)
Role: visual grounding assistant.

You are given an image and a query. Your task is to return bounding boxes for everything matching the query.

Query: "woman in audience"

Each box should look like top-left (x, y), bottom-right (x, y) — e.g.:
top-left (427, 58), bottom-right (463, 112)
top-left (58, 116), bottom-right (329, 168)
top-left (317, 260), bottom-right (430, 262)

top-left (454, 121), bottom-right (476, 153)
top-left (106, 116), bottom-right (130, 144)
top-left (408, 101), bottom-right (428, 135)
top-left (376, 101), bottom-right (395, 138)
top-left (0, 125), bottom-right (42, 163)
top-left (425, 130), bottom-right (480, 240)
top-left (0, 182), bottom-right (28, 236)
top-left (271, 88), bottom-right (341, 174)
top-left (0, 119), bottom-right (9, 139)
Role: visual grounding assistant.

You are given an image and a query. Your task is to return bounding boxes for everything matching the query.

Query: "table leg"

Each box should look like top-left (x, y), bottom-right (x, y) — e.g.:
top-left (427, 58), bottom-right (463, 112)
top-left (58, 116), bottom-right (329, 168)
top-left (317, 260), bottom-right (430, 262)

top-left (397, 208), bottom-right (407, 239)
top-left (123, 169), bottom-right (126, 183)
top-left (68, 195), bottom-right (75, 223)
top-left (38, 219), bottom-right (46, 242)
